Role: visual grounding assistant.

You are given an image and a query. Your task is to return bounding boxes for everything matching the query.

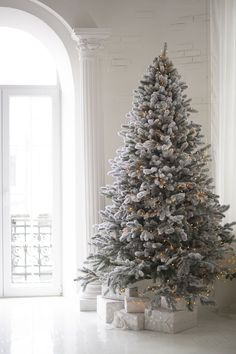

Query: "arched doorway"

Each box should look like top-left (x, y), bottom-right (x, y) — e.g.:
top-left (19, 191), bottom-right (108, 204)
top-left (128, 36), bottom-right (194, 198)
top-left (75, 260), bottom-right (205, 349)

top-left (0, 4), bottom-right (77, 297)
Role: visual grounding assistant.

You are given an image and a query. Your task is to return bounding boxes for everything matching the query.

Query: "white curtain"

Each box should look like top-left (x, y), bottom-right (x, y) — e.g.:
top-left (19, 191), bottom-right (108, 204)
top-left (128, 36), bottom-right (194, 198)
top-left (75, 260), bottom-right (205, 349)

top-left (211, 0), bottom-right (236, 223)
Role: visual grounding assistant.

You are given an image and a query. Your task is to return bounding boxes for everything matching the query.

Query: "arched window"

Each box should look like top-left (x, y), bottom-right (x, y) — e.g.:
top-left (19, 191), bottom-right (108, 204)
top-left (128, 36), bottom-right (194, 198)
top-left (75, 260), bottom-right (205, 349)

top-left (0, 27), bottom-right (61, 296)
top-left (0, 27), bottom-right (57, 85)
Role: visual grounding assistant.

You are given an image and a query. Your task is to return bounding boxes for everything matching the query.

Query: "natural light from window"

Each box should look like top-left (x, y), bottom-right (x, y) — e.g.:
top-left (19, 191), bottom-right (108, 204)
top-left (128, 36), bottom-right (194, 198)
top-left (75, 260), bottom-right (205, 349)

top-left (0, 26), bottom-right (59, 288)
top-left (0, 27), bottom-right (57, 85)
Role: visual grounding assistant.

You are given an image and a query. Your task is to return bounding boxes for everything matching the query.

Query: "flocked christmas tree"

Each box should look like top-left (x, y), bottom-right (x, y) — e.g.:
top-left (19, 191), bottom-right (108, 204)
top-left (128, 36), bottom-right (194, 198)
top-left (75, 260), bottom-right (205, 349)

top-left (77, 43), bottom-right (236, 310)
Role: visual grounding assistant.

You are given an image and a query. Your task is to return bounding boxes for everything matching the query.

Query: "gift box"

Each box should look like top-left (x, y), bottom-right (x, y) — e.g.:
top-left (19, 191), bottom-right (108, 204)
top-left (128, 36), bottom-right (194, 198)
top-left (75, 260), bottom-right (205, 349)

top-left (113, 309), bottom-right (145, 330)
top-left (144, 307), bottom-right (198, 333)
top-left (97, 295), bottom-right (124, 323)
top-left (125, 287), bottom-right (139, 298)
top-left (125, 296), bottom-right (150, 313)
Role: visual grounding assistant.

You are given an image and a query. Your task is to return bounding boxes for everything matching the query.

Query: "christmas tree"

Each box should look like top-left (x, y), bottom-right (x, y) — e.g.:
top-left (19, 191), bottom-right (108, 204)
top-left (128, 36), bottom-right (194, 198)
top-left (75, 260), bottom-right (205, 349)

top-left (77, 43), bottom-right (236, 310)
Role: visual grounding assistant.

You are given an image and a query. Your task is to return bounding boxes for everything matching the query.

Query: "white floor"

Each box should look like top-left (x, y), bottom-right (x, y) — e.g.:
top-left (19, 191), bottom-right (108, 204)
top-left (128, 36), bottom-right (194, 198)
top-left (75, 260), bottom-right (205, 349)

top-left (0, 297), bottom-right (235, 354)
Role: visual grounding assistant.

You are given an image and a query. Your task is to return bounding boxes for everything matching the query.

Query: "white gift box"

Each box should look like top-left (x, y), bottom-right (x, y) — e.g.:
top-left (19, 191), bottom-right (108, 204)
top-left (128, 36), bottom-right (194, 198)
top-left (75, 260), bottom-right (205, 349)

top-left (125, 296), bottom-right (150, 313)
top-left (125, 287), bottom-right (138, 298)
top-left (113, 309), bottom-right (145, 330)
top-left (101, 285), bottom-right (124, 300)
top-left (102, 280), bottom-right (155, 300)
top-left (97, 295), bottom-right (124, 323)
top-left (144, 307), bottom-right (198, 333)
top-left (161, 296), bottom-right (186, 311)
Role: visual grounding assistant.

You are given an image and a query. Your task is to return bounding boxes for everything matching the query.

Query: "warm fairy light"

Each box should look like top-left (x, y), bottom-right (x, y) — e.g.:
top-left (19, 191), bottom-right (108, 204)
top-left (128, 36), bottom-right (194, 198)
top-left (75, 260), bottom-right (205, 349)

top-left (140, 111), bottom-right (147, 118)
top-left (159, 177), bottom-right (166, 188)
top-left (196, 191), bottom-right (206, 202)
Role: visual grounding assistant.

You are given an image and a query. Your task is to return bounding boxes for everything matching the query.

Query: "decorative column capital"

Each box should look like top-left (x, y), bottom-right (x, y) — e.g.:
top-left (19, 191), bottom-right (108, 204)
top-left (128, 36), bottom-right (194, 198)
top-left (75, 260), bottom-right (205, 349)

top-left (71, 28), bottom-right (111, 55)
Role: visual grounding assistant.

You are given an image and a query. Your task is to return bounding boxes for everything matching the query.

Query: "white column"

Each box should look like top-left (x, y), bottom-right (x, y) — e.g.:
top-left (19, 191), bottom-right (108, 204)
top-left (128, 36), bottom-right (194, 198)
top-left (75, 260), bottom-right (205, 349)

top-left (72, 28), bottom-right (111, 310)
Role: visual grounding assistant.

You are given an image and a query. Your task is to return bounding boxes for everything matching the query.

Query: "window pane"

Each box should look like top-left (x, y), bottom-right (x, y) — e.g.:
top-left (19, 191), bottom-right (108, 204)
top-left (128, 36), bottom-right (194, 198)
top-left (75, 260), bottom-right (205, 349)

top-left (9, 96), bottom-right (54, 283)
top-left (0, 27), bottom-right (57, 85)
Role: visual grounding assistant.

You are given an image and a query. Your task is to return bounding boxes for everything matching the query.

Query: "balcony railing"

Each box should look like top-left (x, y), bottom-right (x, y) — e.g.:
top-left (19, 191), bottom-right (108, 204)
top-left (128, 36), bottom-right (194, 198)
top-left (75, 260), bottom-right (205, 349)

top-left (11, 214), bottom-right (53, 283)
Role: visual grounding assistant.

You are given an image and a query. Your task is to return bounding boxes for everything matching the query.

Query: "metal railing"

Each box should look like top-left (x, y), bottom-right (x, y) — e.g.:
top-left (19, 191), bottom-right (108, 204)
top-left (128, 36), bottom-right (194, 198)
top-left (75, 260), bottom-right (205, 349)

top-left (11, 214), bottom-right (53, 283)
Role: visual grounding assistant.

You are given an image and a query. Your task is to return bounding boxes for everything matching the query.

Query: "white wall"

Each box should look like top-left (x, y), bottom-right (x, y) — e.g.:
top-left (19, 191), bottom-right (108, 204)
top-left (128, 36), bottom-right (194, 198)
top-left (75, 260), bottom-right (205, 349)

top-left (40, 0), bottom-right (210, 182)
top-left (100, 0), bottom-right (210, 182)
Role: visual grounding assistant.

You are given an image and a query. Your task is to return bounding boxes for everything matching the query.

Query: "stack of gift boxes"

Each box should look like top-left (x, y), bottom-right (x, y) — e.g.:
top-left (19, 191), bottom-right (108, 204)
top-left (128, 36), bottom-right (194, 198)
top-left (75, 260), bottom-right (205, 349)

top-left (97, 286), bottom-right (198, 333)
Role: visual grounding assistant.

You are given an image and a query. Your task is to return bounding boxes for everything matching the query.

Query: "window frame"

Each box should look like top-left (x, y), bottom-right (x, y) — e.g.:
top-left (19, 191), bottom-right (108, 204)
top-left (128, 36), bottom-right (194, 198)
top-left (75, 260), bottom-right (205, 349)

top-left (0, 85), bottom-right (62, 297)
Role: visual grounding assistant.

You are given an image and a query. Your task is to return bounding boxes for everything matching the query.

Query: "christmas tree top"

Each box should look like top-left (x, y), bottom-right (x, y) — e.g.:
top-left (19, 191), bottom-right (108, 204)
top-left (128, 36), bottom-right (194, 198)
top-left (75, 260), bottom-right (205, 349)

top-left (77, 43), bottom-right (236, 310)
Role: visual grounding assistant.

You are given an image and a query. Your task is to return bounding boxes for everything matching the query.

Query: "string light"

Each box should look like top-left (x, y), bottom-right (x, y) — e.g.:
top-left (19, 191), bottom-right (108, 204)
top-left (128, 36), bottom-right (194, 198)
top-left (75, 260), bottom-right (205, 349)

top-left (196, 191), bottom-right (206, 202)
top-left (140, 111), bottom-right (147, 118)
top-left (159, 177), bottom-right (166, 188)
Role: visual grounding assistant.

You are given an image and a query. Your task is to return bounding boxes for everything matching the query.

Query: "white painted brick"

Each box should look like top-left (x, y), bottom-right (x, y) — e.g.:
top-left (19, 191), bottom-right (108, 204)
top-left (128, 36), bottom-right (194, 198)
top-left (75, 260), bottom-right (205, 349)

top-left (174, 57), bottom-right (193, 65)
top-left (192, 97), bottom-right (204, 104)
top-left (194, 14), bottom-right (210, 22)
top-left (169, 51), bottom-right (185, 58)
top-left (106, 36), bottom-right (121, 45)
top-left (193, 55), bottom-right (208, 63)
top-left (201, 97), bottom-right (209, 104)
top-left (200, 48), bottom-right (208, 55)
top-left (188, 64), bottom-right (205, 71)
top-left (121, 36), bottom-right (140, 44)
top-left (179, 15), bottom-right (194, 24)
top-left (193, 103), bottom-right (209, 110)
top-left (135, 10), bottom-right (153, 19)
top-left (113, 309), bottom-right (144, 330)
top-left (111, 58), bottom-right (130, 67)
top-left (106, 45), bottom-right (124, 53)
top-left (107, 66), bottom-right (128, 73)
top-left (185, 50), bottom-right (201, 57)
top-left (169, 23), bottom-right (186, 31)
top-left (114, 95), bottom-right (132, 103)
top-left (175, 43), bottom-right (193, 51)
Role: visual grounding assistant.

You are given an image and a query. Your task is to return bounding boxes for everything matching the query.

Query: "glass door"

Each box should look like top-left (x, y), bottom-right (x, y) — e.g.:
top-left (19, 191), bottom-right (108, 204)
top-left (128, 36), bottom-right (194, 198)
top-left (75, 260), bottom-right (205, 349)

top-left (1, 87), bottom-right (61, 296)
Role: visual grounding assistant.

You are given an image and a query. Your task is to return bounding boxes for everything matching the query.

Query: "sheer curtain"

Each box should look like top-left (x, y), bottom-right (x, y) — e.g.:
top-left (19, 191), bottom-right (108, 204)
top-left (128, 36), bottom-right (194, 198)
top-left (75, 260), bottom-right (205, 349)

top-left (211, 0), bottom-right (236, 223)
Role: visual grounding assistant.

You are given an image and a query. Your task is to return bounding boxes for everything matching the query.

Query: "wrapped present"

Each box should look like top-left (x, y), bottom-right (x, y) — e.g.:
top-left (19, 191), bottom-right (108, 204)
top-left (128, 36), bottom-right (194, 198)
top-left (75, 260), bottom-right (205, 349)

top-left (97, 295), bottom-right (124, 323)
top-left (113, 309), bottom-right (144, 330)
top-left (125, 287), bottom-right (138, 298)
top-left (125, 296), bottom-right (150, 313)
top-left (144, 307), bottom-right (198, 333)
